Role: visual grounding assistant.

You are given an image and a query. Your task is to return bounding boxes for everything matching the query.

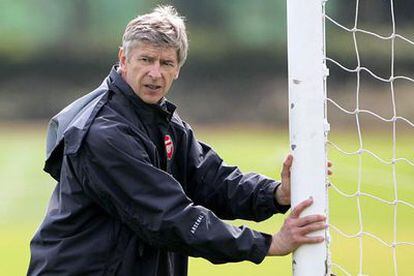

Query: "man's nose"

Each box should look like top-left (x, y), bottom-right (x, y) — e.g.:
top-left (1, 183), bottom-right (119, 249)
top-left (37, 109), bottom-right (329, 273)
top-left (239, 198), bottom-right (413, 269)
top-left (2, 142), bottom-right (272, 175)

top-left (148, 62), bottom-right (162, 79)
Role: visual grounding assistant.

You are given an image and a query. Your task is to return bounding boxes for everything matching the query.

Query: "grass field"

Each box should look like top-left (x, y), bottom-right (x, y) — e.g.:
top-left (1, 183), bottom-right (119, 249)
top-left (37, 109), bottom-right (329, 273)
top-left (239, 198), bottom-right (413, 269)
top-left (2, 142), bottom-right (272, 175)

top-left (0, 122), bottom-right (412, 275)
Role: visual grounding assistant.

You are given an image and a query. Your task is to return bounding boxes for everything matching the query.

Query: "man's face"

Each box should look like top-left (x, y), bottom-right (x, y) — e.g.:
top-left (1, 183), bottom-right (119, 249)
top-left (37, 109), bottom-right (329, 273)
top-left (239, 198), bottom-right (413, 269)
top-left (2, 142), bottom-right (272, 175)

top-left (118, 42), bottom-right (180, 104)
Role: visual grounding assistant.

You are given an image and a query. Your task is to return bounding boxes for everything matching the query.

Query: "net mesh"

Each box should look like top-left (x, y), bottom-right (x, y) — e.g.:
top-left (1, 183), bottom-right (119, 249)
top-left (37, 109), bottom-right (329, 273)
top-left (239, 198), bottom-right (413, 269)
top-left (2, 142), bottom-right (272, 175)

top-left (324, 0), bottom-right (414, 275)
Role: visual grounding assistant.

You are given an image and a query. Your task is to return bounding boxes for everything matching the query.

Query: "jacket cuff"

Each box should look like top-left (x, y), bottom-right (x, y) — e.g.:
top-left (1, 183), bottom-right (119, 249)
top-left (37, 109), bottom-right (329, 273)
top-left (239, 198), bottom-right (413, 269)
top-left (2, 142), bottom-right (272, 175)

top-left (272, 182), bottom-right (291, 214)
top-left (258, 181), bottom-right (290, 217)
top-left (248, 232), bottom-right (273, 264)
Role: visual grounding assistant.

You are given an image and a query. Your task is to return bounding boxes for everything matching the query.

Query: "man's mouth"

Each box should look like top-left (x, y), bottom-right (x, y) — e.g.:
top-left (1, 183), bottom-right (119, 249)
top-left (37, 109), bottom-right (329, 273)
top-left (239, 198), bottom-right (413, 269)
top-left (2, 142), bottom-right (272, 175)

top-left (144, 84), bottom-right (162, 91)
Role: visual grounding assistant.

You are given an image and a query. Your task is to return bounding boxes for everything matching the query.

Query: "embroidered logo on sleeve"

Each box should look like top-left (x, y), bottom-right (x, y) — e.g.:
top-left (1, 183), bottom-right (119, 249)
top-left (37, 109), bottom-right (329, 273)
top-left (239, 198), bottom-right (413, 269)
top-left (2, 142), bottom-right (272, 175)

top-left (164, 134), bottom-right (174, 160)
top-left (190, 213), bottom-right (205, 235)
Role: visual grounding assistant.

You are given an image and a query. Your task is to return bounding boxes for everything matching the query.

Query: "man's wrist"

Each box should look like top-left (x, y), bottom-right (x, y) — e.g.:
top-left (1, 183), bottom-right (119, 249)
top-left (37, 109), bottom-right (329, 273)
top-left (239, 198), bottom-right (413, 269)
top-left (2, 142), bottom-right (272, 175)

top-left (275, 184), bottom-right (290, 206)
top-left (272, 183), bottom-right (291, 214)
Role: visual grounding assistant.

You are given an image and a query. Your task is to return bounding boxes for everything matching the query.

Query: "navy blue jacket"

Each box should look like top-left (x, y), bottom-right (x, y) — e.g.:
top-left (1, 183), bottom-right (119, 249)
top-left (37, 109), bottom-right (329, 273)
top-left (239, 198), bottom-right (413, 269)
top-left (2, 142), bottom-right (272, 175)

top-left (28, 67), bottom-right (289, 275)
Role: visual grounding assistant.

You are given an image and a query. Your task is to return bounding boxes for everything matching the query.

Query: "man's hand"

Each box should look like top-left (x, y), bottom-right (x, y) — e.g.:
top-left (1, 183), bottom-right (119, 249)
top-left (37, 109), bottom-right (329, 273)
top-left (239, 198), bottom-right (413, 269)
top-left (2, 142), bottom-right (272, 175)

top-left (275, 154), bottom-right (333, 206)
top-left (275, 154), bottom-right (293, 206)
top-left (267, 197), bottom-right (326, 256)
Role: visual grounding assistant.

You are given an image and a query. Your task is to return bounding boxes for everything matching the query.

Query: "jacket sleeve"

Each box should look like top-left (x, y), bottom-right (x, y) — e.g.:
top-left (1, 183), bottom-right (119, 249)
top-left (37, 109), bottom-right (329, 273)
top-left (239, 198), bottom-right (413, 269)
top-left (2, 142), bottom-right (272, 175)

top-left (184, 125), bottom-right (290, 222)
top-left (72, 120), bottom-right (272, 264)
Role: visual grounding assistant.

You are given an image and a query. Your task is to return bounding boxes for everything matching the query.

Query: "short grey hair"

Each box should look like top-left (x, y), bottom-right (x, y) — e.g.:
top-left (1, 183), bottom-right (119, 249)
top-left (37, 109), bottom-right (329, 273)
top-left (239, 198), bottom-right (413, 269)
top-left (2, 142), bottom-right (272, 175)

top-left (121, 5), bottom-right (188, 67)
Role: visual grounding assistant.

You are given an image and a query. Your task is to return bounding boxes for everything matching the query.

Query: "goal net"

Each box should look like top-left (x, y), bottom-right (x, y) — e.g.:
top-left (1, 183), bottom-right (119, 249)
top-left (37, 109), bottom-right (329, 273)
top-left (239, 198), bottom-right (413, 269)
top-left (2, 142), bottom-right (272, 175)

top-left (325, 0), bottom-right (414, 275)
top-left (287, 0), bottom-right (414, 275)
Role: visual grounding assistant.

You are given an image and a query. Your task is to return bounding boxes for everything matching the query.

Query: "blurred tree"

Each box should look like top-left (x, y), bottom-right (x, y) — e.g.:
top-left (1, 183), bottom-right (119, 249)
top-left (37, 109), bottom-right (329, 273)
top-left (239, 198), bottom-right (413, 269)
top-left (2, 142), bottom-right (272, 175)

top-left (175, 0), bottom-right (225, 28)
top-left (218, 0), bottom-right (286, 49)
top-left (327, 0), bottom-right (413, 27)
top-left (1, 0), bottom-right (413, 121)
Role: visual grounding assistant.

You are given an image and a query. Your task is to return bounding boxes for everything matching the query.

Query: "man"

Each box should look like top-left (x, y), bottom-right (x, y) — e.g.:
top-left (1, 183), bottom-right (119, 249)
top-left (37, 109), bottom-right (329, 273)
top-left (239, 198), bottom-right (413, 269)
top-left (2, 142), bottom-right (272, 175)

top-left (28, 5), bottom-right (327, 275)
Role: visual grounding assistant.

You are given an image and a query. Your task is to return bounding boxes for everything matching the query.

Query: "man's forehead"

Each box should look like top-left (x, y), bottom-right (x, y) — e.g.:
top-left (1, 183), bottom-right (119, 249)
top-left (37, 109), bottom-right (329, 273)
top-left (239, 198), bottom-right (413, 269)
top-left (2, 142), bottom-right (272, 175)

top-left (134, 42), bottom-right (178, 60)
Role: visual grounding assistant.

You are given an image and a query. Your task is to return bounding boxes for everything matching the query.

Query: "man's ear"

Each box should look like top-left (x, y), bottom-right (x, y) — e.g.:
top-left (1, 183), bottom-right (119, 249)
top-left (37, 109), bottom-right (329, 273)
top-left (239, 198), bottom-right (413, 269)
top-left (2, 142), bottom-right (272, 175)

top-left (174, 68), bottom-right (180, 80)
top-left (118, 47), bottom-right (127, 71)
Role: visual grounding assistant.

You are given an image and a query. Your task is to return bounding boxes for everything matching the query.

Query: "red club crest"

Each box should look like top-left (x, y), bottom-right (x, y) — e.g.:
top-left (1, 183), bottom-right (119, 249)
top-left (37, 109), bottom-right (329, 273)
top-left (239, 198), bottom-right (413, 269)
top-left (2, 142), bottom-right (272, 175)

top-left (164, 134), bottom-right (174, 160)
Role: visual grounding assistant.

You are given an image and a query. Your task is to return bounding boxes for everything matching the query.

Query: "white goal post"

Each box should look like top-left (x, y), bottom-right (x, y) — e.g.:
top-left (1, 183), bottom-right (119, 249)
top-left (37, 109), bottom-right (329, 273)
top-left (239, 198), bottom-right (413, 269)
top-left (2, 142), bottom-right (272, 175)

top-left (287, 0), bottom-right (330, 275)
top-left (287, 0), bottom-right (414, 274)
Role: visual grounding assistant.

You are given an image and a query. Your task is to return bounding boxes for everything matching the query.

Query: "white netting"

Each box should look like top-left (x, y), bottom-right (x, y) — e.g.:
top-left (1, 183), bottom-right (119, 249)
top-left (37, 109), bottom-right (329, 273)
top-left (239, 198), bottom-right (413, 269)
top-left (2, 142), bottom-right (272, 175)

top-left (324, 0), bottom-right (414, 275)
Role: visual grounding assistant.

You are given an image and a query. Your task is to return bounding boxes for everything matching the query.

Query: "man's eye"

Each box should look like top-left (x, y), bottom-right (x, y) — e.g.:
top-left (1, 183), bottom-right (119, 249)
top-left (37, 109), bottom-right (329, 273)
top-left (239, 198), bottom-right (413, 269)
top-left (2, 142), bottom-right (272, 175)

top-left (163, 61), bottom-right (174, 67)
top-left (140, 57), bottom-right (149, 62)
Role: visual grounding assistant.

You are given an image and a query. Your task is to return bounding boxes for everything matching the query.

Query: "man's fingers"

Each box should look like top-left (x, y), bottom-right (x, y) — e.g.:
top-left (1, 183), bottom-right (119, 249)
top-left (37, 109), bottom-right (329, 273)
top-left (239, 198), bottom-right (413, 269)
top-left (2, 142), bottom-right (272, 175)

top-left (299, 222), bottom-right (327, 235)
top-left (296, 222), bottom-right (326, 246)
top-left (290, 197), bottom-right (313, 218)
top-left (296, 214), bottom-right (326, 227)
top-left (281, 154), bottom-right (293, 178)
top-left (285, 154), bottom-right (293, 165)
top-left (299, 236), bottom-right (325, 244)
top-left (327, 161), bottom-right (333, 175)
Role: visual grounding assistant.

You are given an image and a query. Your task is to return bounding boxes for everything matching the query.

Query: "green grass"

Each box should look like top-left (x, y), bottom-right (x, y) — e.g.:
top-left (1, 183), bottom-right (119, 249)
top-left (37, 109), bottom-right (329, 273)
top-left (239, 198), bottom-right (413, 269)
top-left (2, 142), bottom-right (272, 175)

top-left (0, 123), bottom-right (53, 275)
top-left (0, 123), bottom-right (413, 275)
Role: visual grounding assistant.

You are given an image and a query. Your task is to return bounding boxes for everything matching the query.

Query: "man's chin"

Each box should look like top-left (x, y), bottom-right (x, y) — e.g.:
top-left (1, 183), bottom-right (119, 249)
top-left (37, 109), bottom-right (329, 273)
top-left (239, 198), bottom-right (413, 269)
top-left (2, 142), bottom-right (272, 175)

top-left (141, 95), bottom-right (163, 105)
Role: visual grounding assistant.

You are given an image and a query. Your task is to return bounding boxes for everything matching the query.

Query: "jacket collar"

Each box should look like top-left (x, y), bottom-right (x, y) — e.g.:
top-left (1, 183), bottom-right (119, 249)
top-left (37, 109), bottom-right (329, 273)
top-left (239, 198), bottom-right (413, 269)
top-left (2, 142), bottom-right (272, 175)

top-left (44, 74), bottom-right (111, 180)
top-left (108, 66), bottom-right (176, 123)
